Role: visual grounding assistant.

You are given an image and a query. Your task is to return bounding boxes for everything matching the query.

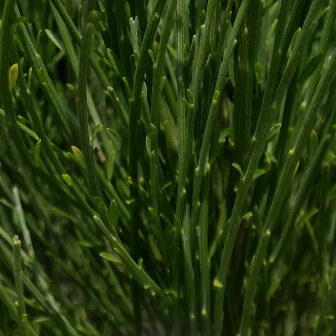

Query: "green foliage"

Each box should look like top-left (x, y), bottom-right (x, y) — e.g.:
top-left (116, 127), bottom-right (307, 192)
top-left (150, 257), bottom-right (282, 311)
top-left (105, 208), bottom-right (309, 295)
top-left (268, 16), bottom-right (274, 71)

top-left (1, 0), bottom-right (336, 335)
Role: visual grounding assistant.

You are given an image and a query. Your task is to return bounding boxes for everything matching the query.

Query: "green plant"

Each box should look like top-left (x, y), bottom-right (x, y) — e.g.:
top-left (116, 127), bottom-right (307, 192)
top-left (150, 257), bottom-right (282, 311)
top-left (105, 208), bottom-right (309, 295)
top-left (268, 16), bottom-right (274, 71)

top-left (1, 0), bottom-right (336, 335)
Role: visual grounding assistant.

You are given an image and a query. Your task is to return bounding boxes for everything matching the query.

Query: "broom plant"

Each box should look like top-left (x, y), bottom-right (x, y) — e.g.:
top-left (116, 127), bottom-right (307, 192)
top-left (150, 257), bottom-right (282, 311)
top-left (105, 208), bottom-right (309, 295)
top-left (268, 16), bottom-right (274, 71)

top-left (1, 0), bottom-right (336, 335)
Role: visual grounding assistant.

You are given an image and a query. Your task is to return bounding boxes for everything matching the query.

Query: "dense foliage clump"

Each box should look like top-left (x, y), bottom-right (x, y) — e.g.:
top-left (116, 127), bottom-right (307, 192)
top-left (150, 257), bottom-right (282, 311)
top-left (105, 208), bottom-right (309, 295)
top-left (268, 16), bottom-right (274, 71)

top-left (1, 0), bottom-right (336, 335)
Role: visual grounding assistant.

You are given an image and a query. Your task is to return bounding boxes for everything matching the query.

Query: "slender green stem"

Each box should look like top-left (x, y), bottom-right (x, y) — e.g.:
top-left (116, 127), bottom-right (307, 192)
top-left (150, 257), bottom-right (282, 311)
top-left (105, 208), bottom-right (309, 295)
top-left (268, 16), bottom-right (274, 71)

top-left (78, 16), bottom-right (101, 198)
top-left (181, 205), bottom-right (197, 334)
top-left (198, 171), bottom-right (211, 335)
top-left (150, 0), bottom-right (177, 268)
top-left (50, 3), bottom-right (79, 77)
top-left (172, 0), bottom-right (188, 303)
top-left (13, 236), bottom-right (29, 336)
top-left (50, 0), bottom-right (81, 43)
top-left (233, 0), bottom-right (260, 169)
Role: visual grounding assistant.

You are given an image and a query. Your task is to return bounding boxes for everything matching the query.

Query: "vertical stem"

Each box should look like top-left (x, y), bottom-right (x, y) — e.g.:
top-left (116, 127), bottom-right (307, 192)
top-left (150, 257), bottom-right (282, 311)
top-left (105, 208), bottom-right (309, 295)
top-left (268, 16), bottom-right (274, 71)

top-left (173, 0), bottom-right (187, 305)
top-left (181, 205), bottom-right (197, 334)
top-left (13, 236), bottom-right (29, 336)
top-left (198, 170), bottom-right (211, 335)
top-left (78, 16), bottom-right (101, 198)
